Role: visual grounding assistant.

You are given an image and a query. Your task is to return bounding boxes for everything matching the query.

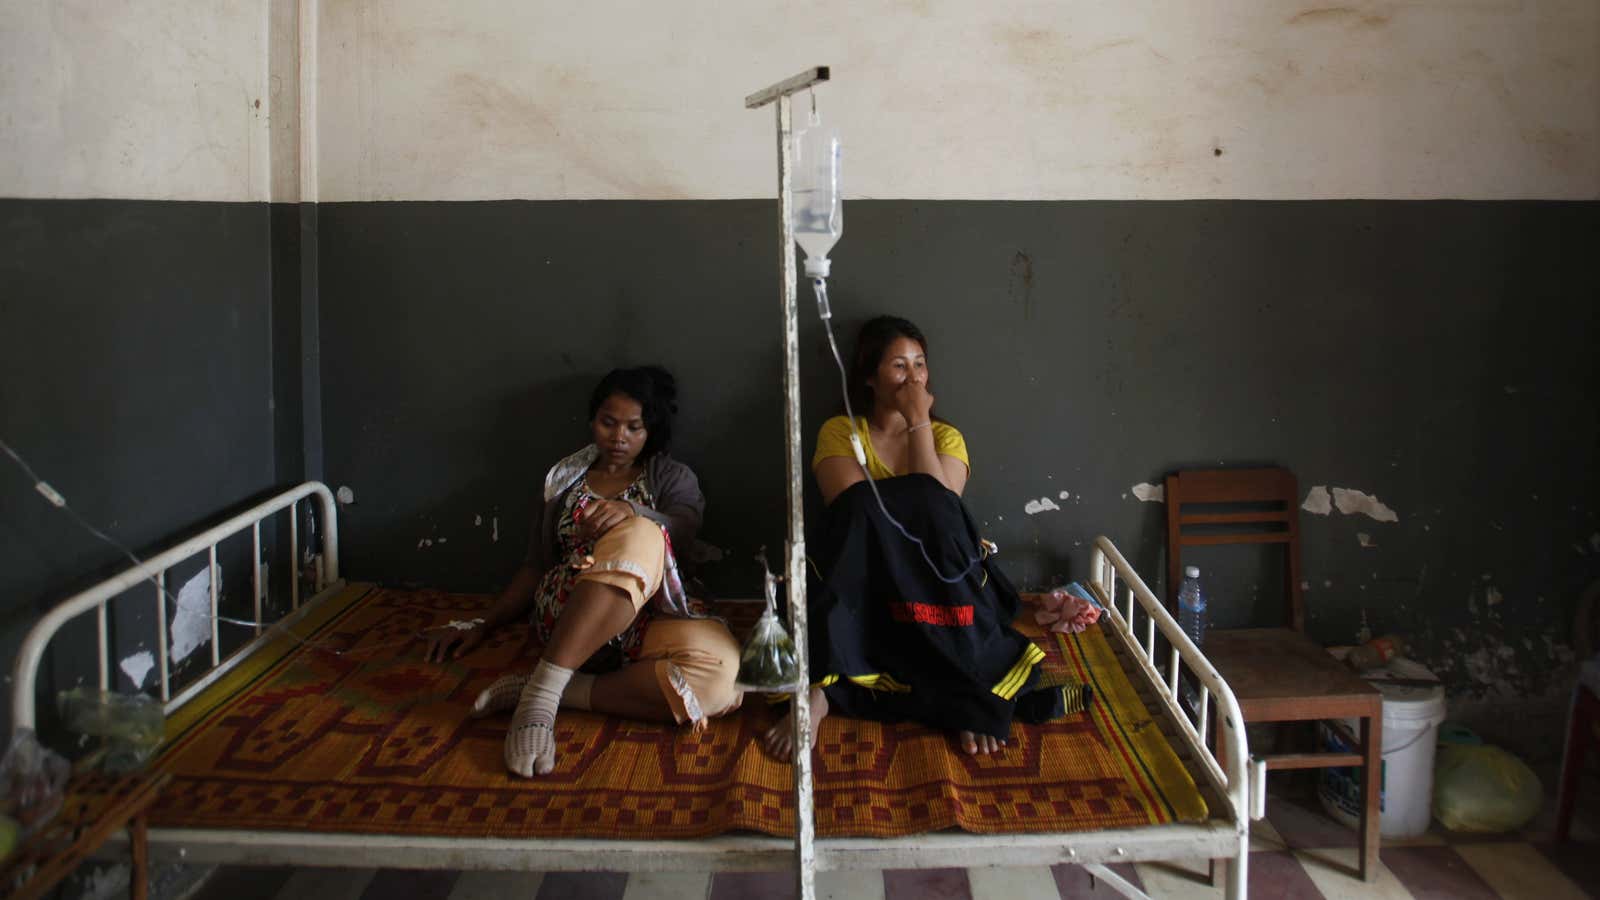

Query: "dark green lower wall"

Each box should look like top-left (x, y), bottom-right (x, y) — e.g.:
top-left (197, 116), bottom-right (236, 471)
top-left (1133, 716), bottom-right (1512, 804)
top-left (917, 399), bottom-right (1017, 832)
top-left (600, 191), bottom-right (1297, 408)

top-left (318, 199), bottom-right (1600, 756)
top-left (3, 197), bottom-right (1596, 759)
top-left (0, 199), bottom-right (297, 734)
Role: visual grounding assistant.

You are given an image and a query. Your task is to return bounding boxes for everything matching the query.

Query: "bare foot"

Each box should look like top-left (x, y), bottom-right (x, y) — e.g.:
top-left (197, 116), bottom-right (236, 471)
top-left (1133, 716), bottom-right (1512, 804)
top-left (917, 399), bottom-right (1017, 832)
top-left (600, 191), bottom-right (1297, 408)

top-left (958, 730), bottom-right (1008, 755)
top-left (762, 686), bottom-right (830, 759)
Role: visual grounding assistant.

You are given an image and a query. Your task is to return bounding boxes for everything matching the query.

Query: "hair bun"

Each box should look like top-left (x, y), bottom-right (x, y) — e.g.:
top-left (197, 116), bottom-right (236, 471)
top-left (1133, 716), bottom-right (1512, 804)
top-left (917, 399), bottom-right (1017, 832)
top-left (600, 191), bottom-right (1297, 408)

top-left (641, 365), bottom-right (677, 404)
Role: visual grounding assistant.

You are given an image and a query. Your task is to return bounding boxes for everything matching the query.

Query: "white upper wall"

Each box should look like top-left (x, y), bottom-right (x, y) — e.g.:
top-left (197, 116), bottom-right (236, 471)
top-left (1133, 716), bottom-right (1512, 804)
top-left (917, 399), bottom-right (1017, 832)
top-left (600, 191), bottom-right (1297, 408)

top-left (0, 1), bottom-right (292, 202)
top-left (4, 1), bottom-right (1597, 201)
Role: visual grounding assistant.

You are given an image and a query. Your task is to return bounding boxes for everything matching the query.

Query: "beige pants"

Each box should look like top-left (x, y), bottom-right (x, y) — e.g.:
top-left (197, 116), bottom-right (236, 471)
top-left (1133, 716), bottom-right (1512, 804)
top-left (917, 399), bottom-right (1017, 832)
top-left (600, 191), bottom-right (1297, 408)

top-left (575, 516), bottom-right (742, 725)
top-left (639, 617), bottom-right (744, 725)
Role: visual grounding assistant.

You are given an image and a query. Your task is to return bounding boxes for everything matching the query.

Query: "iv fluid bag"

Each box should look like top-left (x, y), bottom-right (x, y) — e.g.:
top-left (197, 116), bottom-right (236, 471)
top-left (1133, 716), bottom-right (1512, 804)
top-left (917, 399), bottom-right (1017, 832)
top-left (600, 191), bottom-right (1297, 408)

top-left (793, 115), bottom-right (842, 275)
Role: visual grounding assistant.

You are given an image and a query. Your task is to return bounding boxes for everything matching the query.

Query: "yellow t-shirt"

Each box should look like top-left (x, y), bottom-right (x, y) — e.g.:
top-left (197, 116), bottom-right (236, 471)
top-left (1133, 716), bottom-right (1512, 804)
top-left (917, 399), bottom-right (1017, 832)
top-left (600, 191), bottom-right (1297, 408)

top-left (812, 415), bottom-right (970, 480)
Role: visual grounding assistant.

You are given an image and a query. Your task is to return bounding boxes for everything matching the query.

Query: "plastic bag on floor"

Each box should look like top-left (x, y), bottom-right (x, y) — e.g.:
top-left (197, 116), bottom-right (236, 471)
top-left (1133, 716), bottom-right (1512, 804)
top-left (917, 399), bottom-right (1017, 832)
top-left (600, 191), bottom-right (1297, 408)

top-left (1432, 743), bottom-right (1542, 833)
top-left (0, 729), bottom-right (69, 841)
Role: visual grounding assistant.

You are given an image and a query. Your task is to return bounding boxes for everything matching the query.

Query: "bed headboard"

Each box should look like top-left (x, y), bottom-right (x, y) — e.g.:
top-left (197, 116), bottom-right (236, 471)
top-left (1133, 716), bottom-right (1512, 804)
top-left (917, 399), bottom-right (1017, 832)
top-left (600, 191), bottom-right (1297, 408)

top-left (10, 482), bottom-right (340, 735)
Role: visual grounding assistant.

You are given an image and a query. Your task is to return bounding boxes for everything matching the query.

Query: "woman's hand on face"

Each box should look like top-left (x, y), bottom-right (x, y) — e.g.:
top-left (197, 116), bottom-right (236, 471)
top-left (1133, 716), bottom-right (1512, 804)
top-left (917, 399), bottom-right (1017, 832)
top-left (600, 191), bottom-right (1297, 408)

top-left (892, 379), bottom-right (935, 425)
top-left (578, 499), bottom-right (634, 541)
top-left (419, 621), bottom-right (488, 662)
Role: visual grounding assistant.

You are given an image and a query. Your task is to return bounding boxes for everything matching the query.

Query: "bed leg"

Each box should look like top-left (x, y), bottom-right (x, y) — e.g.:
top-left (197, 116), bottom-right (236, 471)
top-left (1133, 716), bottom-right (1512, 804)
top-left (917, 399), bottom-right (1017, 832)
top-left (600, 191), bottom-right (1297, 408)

top-left (1208, 720), bottom-right (1229, 888)
top-left (1225, 835), bottom-right (1248, 900)
top-left (129, 813), bottom-right (149, 900)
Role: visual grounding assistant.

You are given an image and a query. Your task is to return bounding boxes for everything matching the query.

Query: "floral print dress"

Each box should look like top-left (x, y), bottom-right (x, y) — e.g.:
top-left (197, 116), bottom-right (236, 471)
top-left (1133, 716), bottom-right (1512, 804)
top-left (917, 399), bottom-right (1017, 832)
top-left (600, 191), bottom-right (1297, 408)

top-left (531, 473), bottom-right (654, 670)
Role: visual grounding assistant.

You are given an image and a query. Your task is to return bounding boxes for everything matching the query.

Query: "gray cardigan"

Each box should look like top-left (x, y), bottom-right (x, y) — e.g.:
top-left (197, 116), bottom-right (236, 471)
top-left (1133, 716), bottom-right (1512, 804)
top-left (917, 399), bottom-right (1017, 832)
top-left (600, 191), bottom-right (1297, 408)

top-left (523, 445), bottom-right (705, 578)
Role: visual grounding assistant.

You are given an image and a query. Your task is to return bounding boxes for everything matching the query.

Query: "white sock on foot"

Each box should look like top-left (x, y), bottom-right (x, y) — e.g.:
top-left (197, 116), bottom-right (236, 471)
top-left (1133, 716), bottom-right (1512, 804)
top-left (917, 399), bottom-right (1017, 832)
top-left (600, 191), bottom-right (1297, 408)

top-left (474, 671), bottom-right (595, 718)
top-left (471, 673), bottom-right (528, 717)
top-left (505, 661), bottom-right (573, 777)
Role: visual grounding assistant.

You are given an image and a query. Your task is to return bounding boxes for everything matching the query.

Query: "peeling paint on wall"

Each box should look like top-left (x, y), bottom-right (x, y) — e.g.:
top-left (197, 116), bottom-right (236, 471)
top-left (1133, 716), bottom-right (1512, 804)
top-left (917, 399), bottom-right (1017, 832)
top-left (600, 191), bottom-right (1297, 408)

top-left (1301, 485), bottom-right (1332, 515)
top-left (1332, 488), bottom-right (1399, 522)
top-left (1357, 532), bottom-right (1375, 548)
top-left (119, 650), bottom-right (154, 689)
top-left (1024, 497), bottom-right (1061, 515)
top-left (1058, 490), bottom-right (1070, 500)
top-left (1130, 483), bottom-right (1164, 502)
top-left (170, 566), bottom-right (215, 663)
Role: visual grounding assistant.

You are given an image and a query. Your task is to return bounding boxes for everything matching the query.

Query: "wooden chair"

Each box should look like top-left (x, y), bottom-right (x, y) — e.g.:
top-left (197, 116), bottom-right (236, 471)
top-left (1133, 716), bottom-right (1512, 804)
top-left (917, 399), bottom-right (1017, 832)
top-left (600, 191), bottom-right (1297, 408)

top-left (1165, 467), bottom-right (1383, 883)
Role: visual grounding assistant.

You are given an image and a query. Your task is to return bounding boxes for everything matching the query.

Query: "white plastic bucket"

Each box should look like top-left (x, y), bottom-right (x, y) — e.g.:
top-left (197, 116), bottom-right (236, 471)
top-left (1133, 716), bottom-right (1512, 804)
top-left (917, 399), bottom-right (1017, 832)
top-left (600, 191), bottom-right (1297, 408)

top-left (1317, 657), bottom-right (1447, 839)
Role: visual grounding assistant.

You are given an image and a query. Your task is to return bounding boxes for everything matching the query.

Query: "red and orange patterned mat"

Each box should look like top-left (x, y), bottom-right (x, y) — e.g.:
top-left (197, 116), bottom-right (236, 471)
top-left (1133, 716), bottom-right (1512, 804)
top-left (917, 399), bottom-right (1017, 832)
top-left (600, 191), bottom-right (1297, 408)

top-left (145, 584), bottom-right (1206, 839)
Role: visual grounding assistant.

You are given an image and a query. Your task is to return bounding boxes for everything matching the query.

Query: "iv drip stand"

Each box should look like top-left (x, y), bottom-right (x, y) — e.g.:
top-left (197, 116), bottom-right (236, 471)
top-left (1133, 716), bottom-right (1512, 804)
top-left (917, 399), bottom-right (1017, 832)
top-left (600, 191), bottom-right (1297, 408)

top-left (745, 64), bottom-right (829, 900)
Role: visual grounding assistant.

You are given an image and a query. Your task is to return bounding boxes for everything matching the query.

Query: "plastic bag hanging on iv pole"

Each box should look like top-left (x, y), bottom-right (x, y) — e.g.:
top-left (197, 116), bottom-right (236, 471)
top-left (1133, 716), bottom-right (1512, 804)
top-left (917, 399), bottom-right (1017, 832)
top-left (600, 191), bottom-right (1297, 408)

top-left (736, 548), bottom-right (801, 692)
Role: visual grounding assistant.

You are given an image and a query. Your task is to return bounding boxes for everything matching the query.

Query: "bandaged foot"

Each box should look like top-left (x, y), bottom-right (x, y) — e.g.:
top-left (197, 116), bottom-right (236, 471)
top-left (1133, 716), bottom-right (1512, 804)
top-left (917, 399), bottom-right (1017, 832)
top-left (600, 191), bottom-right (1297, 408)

top-left (474, 671), bottom-right (595, 718)
top-left (505, 661), bottom-right (574, 777)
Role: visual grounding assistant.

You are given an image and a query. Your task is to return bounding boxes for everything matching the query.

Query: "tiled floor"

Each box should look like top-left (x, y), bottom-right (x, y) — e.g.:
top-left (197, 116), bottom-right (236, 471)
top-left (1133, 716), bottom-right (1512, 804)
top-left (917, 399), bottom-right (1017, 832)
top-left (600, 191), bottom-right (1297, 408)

top-left (185, 782), bottom-right (1600, 900)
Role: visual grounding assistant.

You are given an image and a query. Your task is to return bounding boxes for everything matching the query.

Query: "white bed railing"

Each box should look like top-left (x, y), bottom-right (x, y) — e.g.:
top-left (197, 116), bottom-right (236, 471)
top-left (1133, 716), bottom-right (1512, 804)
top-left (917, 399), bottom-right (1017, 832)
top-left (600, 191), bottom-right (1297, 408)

top-left (12, 499), bottom-right (1252, 900)
top-left (11, 481), bottom-right (340, 733)
top-left (1090, 536), bottom-right (1258, 898)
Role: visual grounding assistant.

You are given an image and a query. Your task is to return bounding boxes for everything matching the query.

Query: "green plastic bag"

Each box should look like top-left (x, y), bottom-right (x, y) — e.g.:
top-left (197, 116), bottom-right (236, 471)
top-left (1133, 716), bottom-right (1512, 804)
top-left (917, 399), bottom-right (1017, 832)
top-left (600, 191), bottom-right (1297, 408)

top-left (58, 688), bottom-right (165, 772)
top-left (1432, 743), bottom-right (1541, 833)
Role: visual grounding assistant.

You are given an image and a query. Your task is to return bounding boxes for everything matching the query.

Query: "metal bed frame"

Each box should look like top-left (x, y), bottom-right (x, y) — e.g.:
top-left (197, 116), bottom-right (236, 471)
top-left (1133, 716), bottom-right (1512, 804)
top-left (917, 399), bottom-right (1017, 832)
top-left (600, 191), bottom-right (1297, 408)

top-left (12, 481), bottom-right (1258, 900)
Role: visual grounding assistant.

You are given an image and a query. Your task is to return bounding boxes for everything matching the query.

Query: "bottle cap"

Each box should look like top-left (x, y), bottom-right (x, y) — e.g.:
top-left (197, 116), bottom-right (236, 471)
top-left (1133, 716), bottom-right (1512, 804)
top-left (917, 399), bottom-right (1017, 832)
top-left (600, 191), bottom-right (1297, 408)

top-left (1185, 566), bottom-right (1200, 578)
top-left (803, 256), bottom-right (831, 278)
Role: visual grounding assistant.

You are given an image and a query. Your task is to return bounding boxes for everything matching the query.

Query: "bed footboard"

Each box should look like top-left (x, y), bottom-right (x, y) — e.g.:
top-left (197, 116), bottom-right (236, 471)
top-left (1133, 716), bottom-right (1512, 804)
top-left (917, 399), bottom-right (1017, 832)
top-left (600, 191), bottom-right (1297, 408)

top-left (1090, 536), bottom-right (1258, 900)
top-left (11, 482), bottom-right (341, 733)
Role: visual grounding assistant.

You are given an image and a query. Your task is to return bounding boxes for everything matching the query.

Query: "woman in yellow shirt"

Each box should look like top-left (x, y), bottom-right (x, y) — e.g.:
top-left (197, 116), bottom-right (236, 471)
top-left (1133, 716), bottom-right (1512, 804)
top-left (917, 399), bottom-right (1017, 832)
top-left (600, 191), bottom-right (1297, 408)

top-left (764, 313), bottom-right (1036, 755)
top-left (810, 317), bottom-right (970, 503)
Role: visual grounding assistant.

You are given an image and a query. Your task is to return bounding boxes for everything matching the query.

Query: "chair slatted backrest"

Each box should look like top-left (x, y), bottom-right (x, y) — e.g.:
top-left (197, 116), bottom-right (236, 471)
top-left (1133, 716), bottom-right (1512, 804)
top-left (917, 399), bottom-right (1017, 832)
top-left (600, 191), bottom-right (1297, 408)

top-left (1164, 467), bottom-right (1306, 632)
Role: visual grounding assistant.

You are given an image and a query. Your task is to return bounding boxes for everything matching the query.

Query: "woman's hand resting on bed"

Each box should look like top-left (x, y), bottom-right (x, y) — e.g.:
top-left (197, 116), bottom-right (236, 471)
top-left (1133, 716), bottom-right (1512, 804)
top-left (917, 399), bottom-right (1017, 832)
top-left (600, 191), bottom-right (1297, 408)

top-left (420, 621), bottom-right (488, 662)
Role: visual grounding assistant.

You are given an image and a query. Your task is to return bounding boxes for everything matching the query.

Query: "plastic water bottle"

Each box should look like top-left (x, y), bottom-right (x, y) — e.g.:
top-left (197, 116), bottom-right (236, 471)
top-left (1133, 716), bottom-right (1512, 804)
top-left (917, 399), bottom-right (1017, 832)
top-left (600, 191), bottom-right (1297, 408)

top-left (1177, 566), bottom-right (1206, 647)
top-left (792, 112), bottom-right (842, 278)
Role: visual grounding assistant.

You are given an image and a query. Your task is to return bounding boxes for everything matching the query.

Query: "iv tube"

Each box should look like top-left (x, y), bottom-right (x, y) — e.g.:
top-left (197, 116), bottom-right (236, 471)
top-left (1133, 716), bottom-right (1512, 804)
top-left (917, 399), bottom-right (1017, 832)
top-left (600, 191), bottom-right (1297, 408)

top-left (792, 106), bottom-right (984, 585)
top-left (812, 277), bottom-right (983, 584)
